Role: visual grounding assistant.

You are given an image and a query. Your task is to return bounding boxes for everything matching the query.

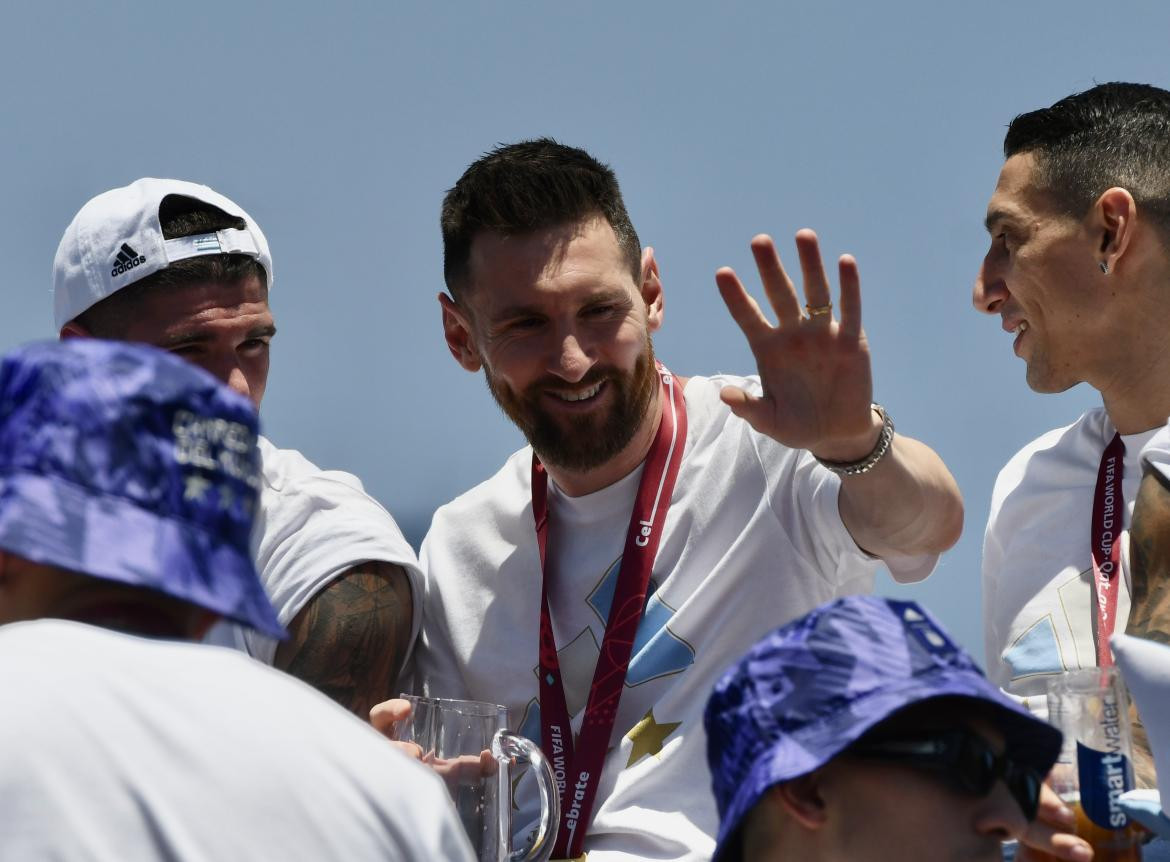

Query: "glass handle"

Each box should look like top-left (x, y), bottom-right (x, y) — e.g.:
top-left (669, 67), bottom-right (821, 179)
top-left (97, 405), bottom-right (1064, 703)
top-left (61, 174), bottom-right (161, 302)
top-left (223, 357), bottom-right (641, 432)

top-left (493, 730), bottom-right (561, 862)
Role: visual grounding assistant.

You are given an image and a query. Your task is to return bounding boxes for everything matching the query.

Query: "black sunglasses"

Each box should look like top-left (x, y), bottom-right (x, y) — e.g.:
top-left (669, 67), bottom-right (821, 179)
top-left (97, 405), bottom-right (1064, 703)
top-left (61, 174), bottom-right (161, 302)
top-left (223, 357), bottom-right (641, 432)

top-left (848, 729), bottom-right (1043, 820)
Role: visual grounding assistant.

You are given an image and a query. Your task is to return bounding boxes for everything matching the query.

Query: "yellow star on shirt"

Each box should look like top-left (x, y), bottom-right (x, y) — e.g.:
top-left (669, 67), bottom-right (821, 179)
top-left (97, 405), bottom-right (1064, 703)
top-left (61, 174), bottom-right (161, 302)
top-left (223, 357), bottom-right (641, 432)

top-left (625, 709), bottom-right (681, 768)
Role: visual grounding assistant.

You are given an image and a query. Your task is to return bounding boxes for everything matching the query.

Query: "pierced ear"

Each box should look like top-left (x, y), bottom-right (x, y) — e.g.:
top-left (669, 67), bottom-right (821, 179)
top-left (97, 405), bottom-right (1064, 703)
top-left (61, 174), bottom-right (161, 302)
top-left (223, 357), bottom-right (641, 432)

top-left (640, 246), bottom-right (664, 333)
top-left (439, 293), bottom-right (483, 372)
top-left (771, 772), bottom-right (829, 830)
top-left (1095, 187), bottom-right (1137, 272)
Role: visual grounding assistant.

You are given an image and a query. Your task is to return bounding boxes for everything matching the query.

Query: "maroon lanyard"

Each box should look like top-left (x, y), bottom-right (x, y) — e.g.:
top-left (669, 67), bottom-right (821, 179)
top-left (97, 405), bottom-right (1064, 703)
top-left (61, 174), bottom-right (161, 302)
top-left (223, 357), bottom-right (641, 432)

top-left (1091, 432), bottom-right (1125, 667)
top-left (532, 364), bottom-right (686, 859)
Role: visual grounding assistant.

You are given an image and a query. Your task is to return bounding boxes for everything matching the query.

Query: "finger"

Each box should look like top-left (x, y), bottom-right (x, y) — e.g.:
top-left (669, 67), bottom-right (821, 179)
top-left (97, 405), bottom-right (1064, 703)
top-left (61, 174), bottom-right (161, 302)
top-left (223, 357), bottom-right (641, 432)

top-left (749, 234), bottom-right (803, 326)
top-left (719, 385), bottom-right (771, 435)
top-left (388, 740), bottom-right (425, 761)
top-left (716, 266), bottom-right (773, 341)
top-left (480, 749), bottom-right (500, 776)
top-left (794, 229), bottom-right (833, 317)
top-left (1036, 784), bottom-right (1076, 830)
top-left (1017, 787), bottom-right (1090, 862)
top-left (838, 254), bottom-right (862, 340)
top-left (369, 697), bottom-right (413, 736)
top-left (1016, 828), bottom-right (1092, 862)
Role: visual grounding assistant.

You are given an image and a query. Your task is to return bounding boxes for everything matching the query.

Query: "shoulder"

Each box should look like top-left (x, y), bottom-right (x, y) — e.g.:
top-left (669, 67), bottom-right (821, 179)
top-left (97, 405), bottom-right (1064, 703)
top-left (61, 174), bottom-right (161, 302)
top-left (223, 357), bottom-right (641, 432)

top-left (429, 446), bottom-right (533, 525)
top-left (422, 446), bottom-right (538, 566)
top-left (255, 435), bottom-right (408, 537)
top-left (258, 436), bottom-right (373, 498)
top-left (990, 409), bottom-right (1104, 509)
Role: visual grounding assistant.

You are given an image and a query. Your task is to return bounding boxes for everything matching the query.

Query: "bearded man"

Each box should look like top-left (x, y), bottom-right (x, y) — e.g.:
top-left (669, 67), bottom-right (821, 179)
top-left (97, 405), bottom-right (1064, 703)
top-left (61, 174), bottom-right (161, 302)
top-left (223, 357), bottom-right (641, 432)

top-left (399, 138), bottom-right (963, 861)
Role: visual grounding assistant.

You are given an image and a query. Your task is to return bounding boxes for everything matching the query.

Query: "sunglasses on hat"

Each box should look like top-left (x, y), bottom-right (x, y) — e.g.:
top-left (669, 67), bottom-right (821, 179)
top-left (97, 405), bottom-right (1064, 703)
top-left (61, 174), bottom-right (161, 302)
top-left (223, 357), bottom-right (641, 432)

top-left (848, 728), bottom-right (1043, 820)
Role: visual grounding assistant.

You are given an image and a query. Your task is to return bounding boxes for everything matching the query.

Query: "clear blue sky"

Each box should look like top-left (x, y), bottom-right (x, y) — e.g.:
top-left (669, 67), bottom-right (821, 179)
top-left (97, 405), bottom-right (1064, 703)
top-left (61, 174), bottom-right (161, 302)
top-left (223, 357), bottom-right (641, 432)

top-left (3, 0), bottom-right (1168, 657)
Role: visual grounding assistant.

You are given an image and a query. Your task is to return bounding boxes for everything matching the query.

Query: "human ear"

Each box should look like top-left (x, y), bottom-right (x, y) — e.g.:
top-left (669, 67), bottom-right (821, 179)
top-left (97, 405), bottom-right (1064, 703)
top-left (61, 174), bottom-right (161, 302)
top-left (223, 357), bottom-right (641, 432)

top-left (59, 320), bottom-right (92, 340)
top-left (639, 247), bottom-right (664, 333)
top-left (188, 609), bottom-right (221, 641)
top-left (1094, 187), bottom-right (1137, 273)
top-left (771, 772), bottom-right (829, 830)
top-left (439, 293), bottom-right (483, 373)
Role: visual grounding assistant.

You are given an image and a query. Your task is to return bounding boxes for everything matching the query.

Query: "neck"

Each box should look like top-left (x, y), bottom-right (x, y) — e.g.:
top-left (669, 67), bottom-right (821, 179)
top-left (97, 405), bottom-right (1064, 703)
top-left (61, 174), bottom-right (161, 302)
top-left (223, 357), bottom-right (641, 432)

top-left (545, 383), bottom-right (666, 497)
top-left (1098, 342), bottom-right (1170, 435)
top-left (57, 599), bottom-right (190, 640)
top-left (1096, 268), bottom-right (1170, 434)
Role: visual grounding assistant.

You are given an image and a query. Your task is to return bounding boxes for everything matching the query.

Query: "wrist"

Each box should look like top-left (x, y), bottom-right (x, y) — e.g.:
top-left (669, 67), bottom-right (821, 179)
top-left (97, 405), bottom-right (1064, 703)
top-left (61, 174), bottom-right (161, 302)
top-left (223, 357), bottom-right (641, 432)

top-left (813, 405), bottom-right (895, 476)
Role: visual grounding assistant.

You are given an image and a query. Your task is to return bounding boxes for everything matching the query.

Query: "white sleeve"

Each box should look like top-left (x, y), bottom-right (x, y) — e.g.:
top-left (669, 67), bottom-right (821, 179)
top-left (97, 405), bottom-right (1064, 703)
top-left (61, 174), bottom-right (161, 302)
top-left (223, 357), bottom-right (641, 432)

top-left (208, 443), bottom-right (423, 666)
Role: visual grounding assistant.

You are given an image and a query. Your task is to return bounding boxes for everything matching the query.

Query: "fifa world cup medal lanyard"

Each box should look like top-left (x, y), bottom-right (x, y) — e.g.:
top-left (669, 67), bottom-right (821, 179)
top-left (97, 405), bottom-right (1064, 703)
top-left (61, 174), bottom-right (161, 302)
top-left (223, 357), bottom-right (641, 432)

top-left (1091, 432), bottom-right (1125, 668)
top-left (531, 363), bottom-right (687, 861)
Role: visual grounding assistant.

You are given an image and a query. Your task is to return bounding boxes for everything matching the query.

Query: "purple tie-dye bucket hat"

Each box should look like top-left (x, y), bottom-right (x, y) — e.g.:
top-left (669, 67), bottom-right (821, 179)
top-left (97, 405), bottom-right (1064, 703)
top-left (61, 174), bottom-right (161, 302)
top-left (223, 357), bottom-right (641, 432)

top-left (704, 595), bottom-right (1060, 861)
top-left (0, 339), bottom-right (283, 638)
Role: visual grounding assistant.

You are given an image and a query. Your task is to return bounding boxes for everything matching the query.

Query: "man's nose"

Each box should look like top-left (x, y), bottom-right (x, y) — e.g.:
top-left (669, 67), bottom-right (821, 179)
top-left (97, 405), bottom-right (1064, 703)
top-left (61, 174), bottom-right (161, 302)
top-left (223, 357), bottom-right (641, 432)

top-left (548, 330), bottom-right (593, 382)
top-left (972, 778), bottom-right (1029, 847)
top-left (973, 259), bottom-right (1008, 315)
top-left (224, 365), bottom-right (253, 402)
top-left (200, 354), bottom-right (253, 403)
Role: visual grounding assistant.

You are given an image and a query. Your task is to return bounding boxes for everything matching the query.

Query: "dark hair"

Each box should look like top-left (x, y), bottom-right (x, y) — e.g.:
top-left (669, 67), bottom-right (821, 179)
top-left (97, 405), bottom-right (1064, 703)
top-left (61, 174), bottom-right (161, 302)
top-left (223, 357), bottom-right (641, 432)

top-left (74, 194), bottom-right (268, 337)
top-left (1004, 82), bottom-right (1170, 234)
top-left (440, 138), bottom-right (641, 297)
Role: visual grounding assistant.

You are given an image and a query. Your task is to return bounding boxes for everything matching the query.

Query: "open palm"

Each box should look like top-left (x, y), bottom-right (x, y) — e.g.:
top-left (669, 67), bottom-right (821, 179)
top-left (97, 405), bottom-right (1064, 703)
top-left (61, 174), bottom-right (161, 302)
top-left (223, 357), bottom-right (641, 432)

top-left (715, 230), bottom-right (877, 460)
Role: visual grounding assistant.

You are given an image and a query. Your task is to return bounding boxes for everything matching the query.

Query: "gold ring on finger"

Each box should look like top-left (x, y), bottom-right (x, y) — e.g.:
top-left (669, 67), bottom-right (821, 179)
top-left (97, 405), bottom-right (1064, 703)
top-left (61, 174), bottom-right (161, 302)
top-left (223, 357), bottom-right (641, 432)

top-left (805, 302), bottom-right (833, 318)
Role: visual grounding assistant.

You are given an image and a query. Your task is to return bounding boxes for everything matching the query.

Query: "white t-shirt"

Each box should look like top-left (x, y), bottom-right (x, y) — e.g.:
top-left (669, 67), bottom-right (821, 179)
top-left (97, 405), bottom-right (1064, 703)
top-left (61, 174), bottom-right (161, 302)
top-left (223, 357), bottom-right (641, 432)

top-left (0, 619), bottom-right (475, 862)
top-left (983, 407), bottom-right (1159, 712)
top-left (417, 374), bottom-right (935, 861)
top-left (205, 436), bottom-right (423, 664)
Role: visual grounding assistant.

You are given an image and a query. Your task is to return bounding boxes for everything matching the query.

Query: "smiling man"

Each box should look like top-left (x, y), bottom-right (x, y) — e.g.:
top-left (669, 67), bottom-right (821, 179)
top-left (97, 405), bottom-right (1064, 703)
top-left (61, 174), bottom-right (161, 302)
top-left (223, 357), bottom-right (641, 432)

top-left (406, 138), bottom-right (963, 860)
top-left (973, 84), bottom-right (1170, 730)
top-left (52, 179), bottom-right (422, 716)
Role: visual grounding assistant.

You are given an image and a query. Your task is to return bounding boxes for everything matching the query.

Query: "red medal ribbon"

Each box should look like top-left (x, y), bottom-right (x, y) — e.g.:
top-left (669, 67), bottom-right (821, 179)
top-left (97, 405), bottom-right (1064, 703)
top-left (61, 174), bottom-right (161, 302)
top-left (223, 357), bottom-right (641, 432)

top-left (1091, 431), bottom-right (1125, 667)
top-left (533, 363), bottom-right (687, 859)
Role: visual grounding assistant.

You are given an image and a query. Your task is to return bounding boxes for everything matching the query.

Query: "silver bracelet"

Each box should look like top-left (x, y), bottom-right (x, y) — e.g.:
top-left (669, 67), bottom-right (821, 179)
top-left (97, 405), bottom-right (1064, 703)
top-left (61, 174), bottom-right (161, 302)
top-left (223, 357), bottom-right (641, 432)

top-left (813, 404), bottom-right (895, 476)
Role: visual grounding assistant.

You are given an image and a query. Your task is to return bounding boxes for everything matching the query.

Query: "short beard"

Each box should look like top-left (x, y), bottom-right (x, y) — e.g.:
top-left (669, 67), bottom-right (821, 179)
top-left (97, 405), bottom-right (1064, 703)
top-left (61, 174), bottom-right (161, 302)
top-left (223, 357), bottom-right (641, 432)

top-left (486, 342), bottom-right (658, 472)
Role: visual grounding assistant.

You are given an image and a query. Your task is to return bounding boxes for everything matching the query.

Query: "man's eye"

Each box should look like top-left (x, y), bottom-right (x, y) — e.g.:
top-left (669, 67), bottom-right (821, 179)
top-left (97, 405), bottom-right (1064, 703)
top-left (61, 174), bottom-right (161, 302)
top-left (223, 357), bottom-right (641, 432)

top-left (508, 318), bottom-right (542, 331)
top-left (584, 304), bottom-right (616, 317)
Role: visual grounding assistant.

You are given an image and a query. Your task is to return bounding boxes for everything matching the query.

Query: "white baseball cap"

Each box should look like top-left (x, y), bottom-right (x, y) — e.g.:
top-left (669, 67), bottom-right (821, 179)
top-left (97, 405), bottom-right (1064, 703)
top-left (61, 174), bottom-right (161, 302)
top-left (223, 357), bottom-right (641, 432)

top-left (52, 178), bottom-right (274, 331)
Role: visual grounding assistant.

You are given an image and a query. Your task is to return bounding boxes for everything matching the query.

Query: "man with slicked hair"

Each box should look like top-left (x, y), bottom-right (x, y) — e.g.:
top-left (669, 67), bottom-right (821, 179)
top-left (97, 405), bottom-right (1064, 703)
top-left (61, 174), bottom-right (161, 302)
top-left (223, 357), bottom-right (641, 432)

top-left (974, 82), bottom-right (1170, 761)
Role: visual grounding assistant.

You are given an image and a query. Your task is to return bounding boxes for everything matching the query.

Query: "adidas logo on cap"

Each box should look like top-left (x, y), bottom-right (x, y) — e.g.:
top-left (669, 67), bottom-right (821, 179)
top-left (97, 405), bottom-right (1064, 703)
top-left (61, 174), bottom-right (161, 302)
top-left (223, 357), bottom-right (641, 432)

top-left (111, 243), bottom-right (147, 278)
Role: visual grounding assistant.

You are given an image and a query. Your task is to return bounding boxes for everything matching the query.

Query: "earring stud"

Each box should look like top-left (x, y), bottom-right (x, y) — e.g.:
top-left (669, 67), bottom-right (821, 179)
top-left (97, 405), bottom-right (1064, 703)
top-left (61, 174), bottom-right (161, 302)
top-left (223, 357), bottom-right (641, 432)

top-left (1100, 261), bottom-right (1110, 275)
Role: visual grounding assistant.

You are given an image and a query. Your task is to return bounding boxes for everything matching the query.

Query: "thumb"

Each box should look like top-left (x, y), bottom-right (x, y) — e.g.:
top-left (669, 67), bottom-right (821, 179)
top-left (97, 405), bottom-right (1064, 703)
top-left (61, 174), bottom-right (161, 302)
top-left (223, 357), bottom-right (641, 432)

top-left (719, 385), bottom-right (767, 429)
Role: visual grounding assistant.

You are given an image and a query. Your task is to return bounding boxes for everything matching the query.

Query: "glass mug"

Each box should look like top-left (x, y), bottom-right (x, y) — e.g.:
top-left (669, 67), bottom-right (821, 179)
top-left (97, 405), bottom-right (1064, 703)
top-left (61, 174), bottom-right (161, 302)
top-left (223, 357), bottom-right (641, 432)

top-left (395, 695), bottom-right (560, 862)
top-left (1038, 668), bottom-right (1145, 861)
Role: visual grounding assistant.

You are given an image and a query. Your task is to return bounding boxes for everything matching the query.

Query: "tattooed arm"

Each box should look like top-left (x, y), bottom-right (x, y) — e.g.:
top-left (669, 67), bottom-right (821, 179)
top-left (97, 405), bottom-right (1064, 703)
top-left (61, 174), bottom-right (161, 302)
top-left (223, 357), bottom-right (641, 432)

top-left (1128, 468), bottom-right (1170, 645)
top-left (1123, 467), bottom-right (1170, 787)
top-left (273, 560), bottom-right (414, 718)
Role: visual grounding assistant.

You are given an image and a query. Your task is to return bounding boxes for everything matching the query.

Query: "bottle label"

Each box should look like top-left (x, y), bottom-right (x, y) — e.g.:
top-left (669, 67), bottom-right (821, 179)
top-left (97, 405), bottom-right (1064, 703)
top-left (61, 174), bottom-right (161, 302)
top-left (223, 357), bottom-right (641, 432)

top-left (1077, 741), bottom-right (1134, 829)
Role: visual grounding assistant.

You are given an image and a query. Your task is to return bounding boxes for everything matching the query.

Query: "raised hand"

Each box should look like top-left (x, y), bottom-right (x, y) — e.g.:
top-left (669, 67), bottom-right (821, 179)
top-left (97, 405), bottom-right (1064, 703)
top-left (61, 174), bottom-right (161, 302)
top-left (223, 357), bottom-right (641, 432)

top-left (715, 230), bottom-right (879, 461)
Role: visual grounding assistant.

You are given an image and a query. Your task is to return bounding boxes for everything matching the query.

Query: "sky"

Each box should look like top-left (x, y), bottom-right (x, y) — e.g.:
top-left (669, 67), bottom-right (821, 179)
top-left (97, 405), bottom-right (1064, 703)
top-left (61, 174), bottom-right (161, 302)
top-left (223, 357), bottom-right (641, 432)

top-left (2, 0), bottom-right (1168, 658)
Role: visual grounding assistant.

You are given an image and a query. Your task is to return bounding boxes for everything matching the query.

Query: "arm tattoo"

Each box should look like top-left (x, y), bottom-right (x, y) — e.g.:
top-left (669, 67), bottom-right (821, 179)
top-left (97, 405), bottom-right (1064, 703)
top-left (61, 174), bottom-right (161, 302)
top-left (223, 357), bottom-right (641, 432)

top-left (1124, 469), bottom-right (1170, 788)
top-left (1127, 471), bottom-right (1170, 647)
top-left (273, 560), bottom-right (414, 717)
